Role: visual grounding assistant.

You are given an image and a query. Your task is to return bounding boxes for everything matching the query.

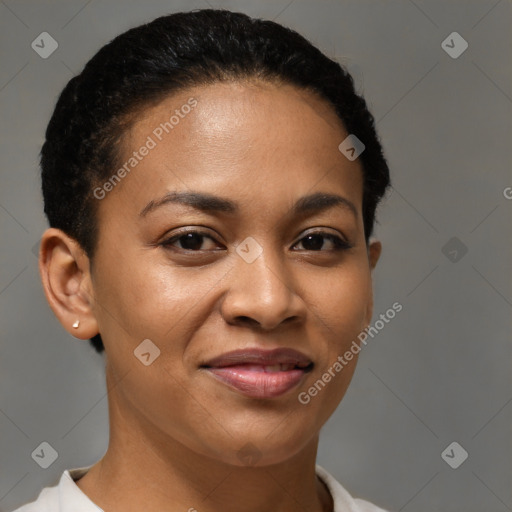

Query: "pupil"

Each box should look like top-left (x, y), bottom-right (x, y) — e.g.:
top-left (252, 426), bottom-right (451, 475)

top-left (181, 233), bottom-right (203, 250)
top-left (303, 234), bottom-right (323, 251)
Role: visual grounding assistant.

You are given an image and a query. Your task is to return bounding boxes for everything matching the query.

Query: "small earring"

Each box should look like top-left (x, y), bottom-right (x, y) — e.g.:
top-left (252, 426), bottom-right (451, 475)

top-left (72, 320), bottom-right (80, 329)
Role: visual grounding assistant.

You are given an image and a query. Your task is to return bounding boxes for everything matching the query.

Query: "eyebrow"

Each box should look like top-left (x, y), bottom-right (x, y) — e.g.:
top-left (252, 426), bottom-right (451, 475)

top-left (139, 190), bottom-right (358, 220)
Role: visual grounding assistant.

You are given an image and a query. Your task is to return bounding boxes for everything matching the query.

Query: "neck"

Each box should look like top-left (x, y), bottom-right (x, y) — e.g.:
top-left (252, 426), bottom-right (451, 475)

top-left (75, 377), bottom-right (332, 512)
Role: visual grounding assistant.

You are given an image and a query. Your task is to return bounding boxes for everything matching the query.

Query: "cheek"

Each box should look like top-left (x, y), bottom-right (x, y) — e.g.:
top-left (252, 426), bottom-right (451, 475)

top-left (106, 351), bottom-right (229, 458)
top-left (295, 268), bottom-right (370, 426)
top-left (95, 259), bottom-right (228, 446)
top-left (308, 262), bottom-right (371, 340)
top-left (93, 251), bottom-right (230, 352)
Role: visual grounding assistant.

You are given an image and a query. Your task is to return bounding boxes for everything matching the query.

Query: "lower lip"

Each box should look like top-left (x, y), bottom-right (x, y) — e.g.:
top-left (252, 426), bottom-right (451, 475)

top-left (205, 365), bottom-right (308, 399)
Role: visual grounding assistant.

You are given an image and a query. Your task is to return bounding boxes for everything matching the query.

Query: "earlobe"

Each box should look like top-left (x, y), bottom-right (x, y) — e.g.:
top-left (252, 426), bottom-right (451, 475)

top-left (38, 228), bottom-right (99, 340)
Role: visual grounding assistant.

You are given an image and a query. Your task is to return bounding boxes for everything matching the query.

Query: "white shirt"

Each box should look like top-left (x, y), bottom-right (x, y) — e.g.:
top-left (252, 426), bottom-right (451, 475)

top-left (12, 464), bottom-right (390, 512)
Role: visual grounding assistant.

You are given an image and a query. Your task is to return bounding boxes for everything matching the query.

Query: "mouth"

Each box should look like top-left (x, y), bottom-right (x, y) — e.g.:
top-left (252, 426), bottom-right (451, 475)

top-left (201, 348), bottom-right (313, 399)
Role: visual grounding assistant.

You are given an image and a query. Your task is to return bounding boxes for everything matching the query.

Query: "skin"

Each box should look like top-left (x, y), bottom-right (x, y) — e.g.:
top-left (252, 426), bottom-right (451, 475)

top-left (39, 80), bottom-right (381, 512)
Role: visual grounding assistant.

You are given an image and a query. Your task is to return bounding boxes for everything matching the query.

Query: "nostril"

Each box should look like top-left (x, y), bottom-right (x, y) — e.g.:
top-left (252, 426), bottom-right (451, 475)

top-left (234, 316), bottom-right (260, 327)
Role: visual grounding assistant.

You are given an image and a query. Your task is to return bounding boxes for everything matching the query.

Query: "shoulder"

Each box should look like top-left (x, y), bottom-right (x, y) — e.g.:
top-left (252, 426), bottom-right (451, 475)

top-left (10, 481), bottom-right (58, 512)
top-left (316, 465), bottom-right (391, 512)
top-left (10, 466), bottom-right (96, 512)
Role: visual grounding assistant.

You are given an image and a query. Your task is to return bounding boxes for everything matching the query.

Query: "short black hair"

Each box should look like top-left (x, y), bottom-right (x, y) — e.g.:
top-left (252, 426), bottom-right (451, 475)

top-left (41, 8), bottom-right (391, 354)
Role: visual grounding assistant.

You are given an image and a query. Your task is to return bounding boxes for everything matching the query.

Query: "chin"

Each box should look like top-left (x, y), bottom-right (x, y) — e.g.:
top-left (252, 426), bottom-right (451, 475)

top-left (204, 428), bottom-right (316, 468)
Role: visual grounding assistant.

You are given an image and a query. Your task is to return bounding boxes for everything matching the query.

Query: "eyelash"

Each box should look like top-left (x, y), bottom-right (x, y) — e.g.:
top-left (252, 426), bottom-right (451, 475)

top-left (160, 229), bottom-right (353, 253)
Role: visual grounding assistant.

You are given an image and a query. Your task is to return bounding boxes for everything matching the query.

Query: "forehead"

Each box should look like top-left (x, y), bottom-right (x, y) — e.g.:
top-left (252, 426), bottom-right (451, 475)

top-left (97, 80), bottom-right (364, 223)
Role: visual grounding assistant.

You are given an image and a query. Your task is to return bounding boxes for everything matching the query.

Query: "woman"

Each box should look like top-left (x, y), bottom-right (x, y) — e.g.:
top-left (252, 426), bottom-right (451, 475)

top-left (15, 8), bottom-right (391, 512)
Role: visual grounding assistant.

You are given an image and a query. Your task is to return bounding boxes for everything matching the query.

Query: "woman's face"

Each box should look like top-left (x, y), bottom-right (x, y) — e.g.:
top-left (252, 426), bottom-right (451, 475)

top-left (86, 80), bottom-right (381, 466)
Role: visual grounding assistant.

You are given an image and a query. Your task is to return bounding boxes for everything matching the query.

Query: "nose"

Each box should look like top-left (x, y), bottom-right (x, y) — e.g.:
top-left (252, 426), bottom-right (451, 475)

top-left (220, 244), bottom-right (307, 331)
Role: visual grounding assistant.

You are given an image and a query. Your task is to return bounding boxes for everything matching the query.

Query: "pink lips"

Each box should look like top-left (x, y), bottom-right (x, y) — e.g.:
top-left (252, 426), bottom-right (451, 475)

top-left (202, 348), bottom-right (313, 399)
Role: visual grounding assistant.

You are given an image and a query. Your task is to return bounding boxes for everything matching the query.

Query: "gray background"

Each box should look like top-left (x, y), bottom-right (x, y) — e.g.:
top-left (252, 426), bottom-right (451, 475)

top-left (1, 1), bottom-right (511, 511)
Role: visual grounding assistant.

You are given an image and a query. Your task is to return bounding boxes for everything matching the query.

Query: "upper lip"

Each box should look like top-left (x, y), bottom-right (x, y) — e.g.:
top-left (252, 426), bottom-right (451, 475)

top-left (202, 348), bottom-right (313, 369)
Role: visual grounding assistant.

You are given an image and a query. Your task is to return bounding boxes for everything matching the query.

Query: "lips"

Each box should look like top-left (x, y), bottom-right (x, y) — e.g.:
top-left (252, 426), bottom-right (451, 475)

top-left (201, 348), bottom-right (313, 399)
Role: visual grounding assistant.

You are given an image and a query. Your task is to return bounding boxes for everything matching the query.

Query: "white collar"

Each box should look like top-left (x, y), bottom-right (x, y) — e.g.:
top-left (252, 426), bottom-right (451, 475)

top-left (24, 463), bottom-right (387, 512)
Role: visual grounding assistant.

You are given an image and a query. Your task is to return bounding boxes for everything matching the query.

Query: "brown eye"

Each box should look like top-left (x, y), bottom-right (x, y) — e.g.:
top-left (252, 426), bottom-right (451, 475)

top-left (162, 231), bottom-right (222, 251)
top-left (293, 232), bottom-right (352, 252)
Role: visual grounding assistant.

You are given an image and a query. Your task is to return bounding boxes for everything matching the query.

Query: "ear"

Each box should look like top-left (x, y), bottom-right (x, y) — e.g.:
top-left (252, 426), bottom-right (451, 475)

top-left (38, 228), bottom-right (99, 340)
top-left (364, 238), bottom-right (382, 326)
top-left (368, 239), bottom-right (382, 271)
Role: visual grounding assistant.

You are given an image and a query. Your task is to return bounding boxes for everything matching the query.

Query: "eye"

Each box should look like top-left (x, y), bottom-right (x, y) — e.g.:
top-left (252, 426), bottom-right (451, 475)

top-left (161, 230), bottom-right (222, 251)
top-left (160, 229), bottom-right (352, 253)
top-left (293, 231), bottom-right (352, 252)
